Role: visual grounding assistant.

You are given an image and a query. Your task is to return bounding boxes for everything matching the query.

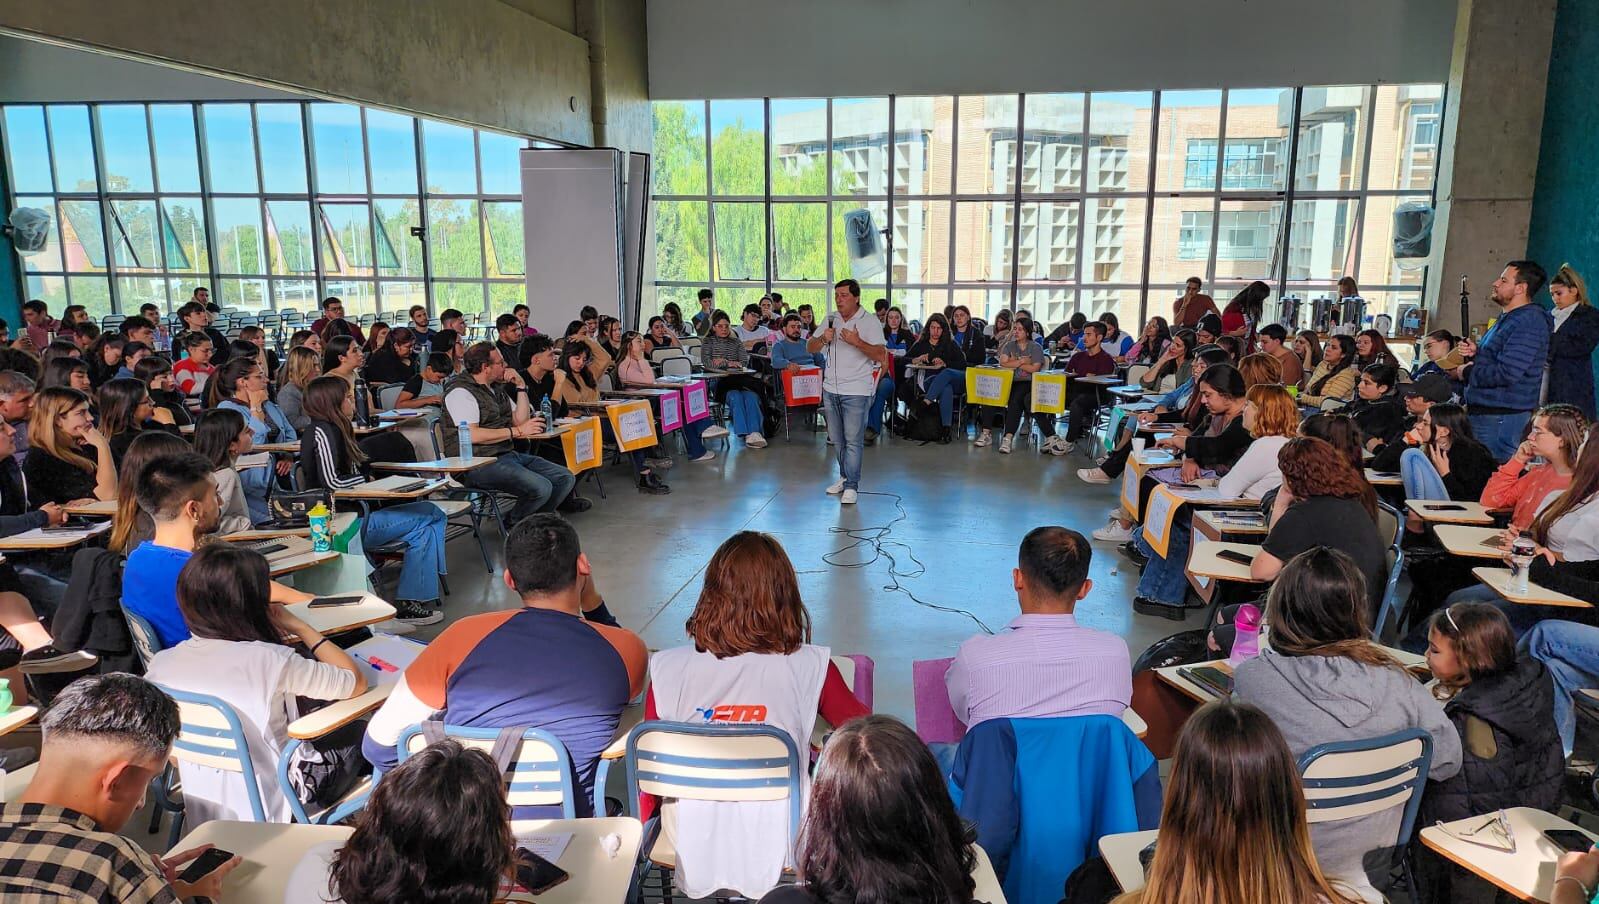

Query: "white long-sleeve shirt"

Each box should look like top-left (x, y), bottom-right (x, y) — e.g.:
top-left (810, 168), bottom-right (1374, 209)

top-left (1216, 434), bottom-right (1289, 500)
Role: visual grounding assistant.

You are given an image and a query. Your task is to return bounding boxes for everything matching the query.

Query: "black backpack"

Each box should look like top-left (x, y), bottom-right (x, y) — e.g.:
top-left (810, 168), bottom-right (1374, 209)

top-left (896, 399), bottom-right (942, 443)
top-left (1131, 628), bottom-right (1210, 673)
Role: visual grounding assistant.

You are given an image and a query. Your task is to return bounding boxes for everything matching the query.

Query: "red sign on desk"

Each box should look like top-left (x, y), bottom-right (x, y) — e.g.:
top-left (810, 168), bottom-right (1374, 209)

top-left (781, 366), bottom-right (823, 406)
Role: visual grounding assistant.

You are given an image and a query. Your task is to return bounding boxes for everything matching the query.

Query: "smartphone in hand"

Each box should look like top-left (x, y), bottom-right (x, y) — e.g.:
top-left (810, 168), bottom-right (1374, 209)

top-left (177, 847), bottom-right (236, 883)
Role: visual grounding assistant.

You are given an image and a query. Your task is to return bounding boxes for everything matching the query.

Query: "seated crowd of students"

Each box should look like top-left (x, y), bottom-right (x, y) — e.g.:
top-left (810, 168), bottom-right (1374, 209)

top-left (2, 259), bottom-right (1599, 904)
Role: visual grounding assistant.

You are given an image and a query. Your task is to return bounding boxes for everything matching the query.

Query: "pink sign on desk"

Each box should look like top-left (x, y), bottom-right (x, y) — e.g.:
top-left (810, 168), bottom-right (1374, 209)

top-left (682, 380), bottom-right (710, 424)
top-left (658, 390), bottom-right (683, 433)
top-left (912, 657), bottom-right (967, 745)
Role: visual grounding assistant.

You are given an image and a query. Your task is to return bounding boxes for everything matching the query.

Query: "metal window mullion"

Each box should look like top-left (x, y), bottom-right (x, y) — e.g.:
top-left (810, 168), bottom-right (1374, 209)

top-left (411, 113), bottom-right (437, 312)
top-left (885, 94), bottom-right (896, 300)
top-left (825, 99), bottom-right (833, 288)
top-left (300, 101), bottom-right (324, 311)
top-left (1009, 94), bottom-right (1024, 311)
top-left (1208, 91), bottom-right (1229, 286)
top-left (946, 97), bottom-right (959, 295)
top-left (1276, 87), bottom-right (1305, 297)
top-left (471, 129), bottom-right (491, 316)
top-left (194, 104), bottom-right (225, 313)
top-left (84, 103), bottom-right (121, 313)
top-left (762, 98), bottom-right (773, 295)
top-left (702, 101), bottom-right (715, 290)
top-left (1137, 91), bottom-right (1162, 327)
top-left (143, 104), bottom-right (173, 280)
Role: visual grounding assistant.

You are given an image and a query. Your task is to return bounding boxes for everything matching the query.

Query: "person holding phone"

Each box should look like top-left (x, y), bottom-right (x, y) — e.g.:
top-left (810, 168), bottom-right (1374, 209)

top-left (285, 739), bottom-right (518, 904)
top-left (0, 674), bottom-right (241, 901)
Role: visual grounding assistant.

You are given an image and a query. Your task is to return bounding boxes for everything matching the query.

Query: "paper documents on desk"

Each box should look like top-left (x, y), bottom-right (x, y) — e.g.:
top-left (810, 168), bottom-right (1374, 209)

top-left (349, 633), bottom-right (425, 688)
top-left (1171, 487), bottom-right (1229, 501)
top-left (8, 521), bottom-right (112, 543)
top-left (515, 831), bottom-right (574, 863)
top-left (362, 475), bottom-right (442, 493)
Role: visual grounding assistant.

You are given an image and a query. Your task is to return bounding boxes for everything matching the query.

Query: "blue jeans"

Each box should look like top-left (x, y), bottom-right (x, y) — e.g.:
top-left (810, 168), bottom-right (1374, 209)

top-left (364, 502), bottom-right (448, 602)
top-left (681, 418), bottom-right (711, 457)
top-left (1469, 410), bottom-right (1532, 462)
top-left (1135, 520), bottom-right (1194, 605)
top-left (725, 389), bottom-right (763, 437)
top-left (868, 377), bottom-right (896, 433)
top-left (1400, 447), bottom-right (1450, 499)
top-left (1522, 620), bottom-right (1599, 756)
top-left (925, 368), bottom-right (965, 427)
top-left (462, 451), bottom-right (576, 525)
top-left (823, 391), bottom-right (870, 491)
top-left (239, 466), bottom-right (273, 525)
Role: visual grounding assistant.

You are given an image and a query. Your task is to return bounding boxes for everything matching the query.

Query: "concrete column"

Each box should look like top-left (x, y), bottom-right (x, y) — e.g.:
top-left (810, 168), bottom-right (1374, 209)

top-left (1426, 0), bottom-right (1557, 331)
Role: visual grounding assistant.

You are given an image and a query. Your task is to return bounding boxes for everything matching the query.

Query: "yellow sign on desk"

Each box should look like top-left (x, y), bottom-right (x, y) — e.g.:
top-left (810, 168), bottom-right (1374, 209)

top-left (1140, 484), bottom-right (1186, 557)
top-left (560, 416), bottom-right (603, 472)
top-left (965, 366), bottom-right (1013, 407)
top-left (606, 399), bottom-right (657, 453)
top-left (1031, 372), bottom-right (1067, 414)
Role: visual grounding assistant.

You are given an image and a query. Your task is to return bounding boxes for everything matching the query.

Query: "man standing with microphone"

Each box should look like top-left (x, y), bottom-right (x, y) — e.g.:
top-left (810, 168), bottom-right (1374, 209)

top-left (808, 279), bottom-right (886, 504)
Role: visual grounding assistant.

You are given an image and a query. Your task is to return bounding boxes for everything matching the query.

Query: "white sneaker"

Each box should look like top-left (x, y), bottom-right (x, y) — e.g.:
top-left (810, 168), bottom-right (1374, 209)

top-left (998, 434), bottom-right (1014, 454)
top-left (840, 488), bottom-right (858, 504)
top-left (1077, 467), bottom-right (1111, 484)
top-left (746, 432), bottom-right (767, 448)
top-left (1092, 520), bottom-right (1136, 543)
top-left (1048, 437), bottom-right (1072, 456)
top-left (690, 450), bottom-right (716, 462)
top-left (702, 425), bottom-right (729, 439)
top-left (975, 430), bottom-right (992, 448)
top-left (373, 619), bottom-right (417, 636)
top-left (826, 479), bottom-right (846, 495)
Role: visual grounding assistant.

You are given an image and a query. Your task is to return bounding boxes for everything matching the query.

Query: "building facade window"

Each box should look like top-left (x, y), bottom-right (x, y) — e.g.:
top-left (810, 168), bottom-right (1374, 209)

top-left (1, 101), bottom-right (548, 321)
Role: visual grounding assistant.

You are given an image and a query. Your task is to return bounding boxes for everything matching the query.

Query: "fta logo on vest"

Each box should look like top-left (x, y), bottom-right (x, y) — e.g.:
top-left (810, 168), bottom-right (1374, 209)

top-left (694, 704), bottom-right (768, 723)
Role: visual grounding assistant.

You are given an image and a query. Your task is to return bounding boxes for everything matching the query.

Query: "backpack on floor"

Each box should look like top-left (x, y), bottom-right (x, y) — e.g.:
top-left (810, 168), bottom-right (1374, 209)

top-left (896, 399), bottom-right (942, 443)
top-left (1131, 628), bottom-right (1209, 673)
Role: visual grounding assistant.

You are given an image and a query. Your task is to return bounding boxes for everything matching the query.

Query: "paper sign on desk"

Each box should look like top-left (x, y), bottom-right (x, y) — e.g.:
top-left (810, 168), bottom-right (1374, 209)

top-left (1120, 462), bottom-right (1140, 518)
top-left (515, 832), bottom-right (574, 863)
top-left (561, 417), bottom-right (602, 473)
top-left (658, 392), bottom-right (682, 432)
top-left (349, 634), bottom-right (425, 687)
top-left (1140, 485), bottom-right (1186, 557)
top-left (782, 366), bottom-right (823, 406)
top-left (1031, 372), bottom-right (1067, 414)
top-left (682, 380), bottom-right (710, 423)
top-left (965, 367), bottom-right (1012, 407)
top-left (608, 400), bottom-right (657, 452)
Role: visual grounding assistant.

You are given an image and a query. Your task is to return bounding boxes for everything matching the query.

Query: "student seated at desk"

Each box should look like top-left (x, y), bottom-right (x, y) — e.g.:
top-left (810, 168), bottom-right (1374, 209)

top-left (866, 308), bottom-right (917, 443)
top-left (770, 313), bottom-right (824, 372)
top-left (1234, 548), bottom-right (1461, 900)
top-left (1131, 384), bottom-right (1297, 618)
top-left (647, 531), bottom-right (870, 900)
top-left (171, 330), bottom-right (215, 398)
top-left (38, 356), bottom-right (90, 396)
top-left (901, 314), bottom-right (962, 442)
top-left (702, 311), bottom-right (770, 449)
top-left (191, 409), bottom-right (257, 535)
top-left (301, 376), bottom-right (448, 625)
top-left (1413, 603), bottom-right (1562, 904)
top-left (618, 332), bottom-right (718, 464)
top-left (1477, 403), bottom-right (1586, 530)
top-left (1344, 364), bottom-right (1407, 451)
top-left (1118, 700), bottom-right (1365, 904)
top-left (212, 357), bottom-right (297, 524)
top-left (975, 318), bottom-right (1047, 454)
top-left (133, 355), bottom-right (191, 429)
top-left (758, 716), bottom-right (981, 904)
top-left (362, 515), bottom-right (644, 815)
top-left (1079, 338), bottom-right (1219, 498)
top-left (145, 543), bottom-right (370, 824)
top-left (97, 377), bottom-right (179, 468)
top-left (1379, 403), bottom-right (1497, 527)
top-left (553, 340), bottom-right (669, 494)
top-left (1299, 334), bottom-right (1358, 408)
top-left (1054, 320), bottom-right (1118, 456)
top-left (0, 674), bottom-right (240, 902)
top-left (1136, 325), bottom-right (1192, 393)
top-left (23, 387), bottom-right (116, 508)
top-left (121, 451), bottom-right (314, 648)
top-left (288, 739), bottom-right (517, 904)
top-left (276, 345), bottom-right (321, 432)
top-left (395, 352), bottom-right (451, 408)
top-left (646, 314), bottom-right (682, 350)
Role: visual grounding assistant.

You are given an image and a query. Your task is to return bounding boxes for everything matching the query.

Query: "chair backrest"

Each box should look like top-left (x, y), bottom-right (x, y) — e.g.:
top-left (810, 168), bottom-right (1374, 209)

top-left (650, 347), bottom-right (688, 365)
top-left (378, 383), bottom-right (405, 410)
top-left (1319, 397), bottom-right (1347, 411)
top-left (397, 724), bottom-right (578, 821)
top-left (1375, 501), bottom-right (1402, 549)
top-left (625, 721), bottom-right (803, 838)
top-left (124, 608), bottom-right (162, 668)
top-left (1125, 364), bottom-right (1150, 387)
top-left (660, 356), bottom-right (693, 377)
top-left (1373, 545), bottom-right (1405, 641)
top-left (1297, 729), bottom-right (1431, 848)
top-left (157, 685), bottom-right (269, 821)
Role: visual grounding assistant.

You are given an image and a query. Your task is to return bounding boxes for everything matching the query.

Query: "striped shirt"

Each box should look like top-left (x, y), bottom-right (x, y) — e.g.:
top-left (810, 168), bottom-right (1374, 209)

top-left (946, 613), bottom-right (1132, 727)
top-left (0, 803), bottom-right (177, 903)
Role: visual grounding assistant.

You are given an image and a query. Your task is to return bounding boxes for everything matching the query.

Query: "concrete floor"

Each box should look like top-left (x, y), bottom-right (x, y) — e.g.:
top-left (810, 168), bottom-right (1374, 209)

top-left (412, 425), bottom-right (1189, 723)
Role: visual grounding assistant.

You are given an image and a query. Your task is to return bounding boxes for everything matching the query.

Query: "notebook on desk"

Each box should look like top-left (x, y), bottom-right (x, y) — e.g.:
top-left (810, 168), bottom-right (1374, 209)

top-left (361, 475), bottom-right (438, 493)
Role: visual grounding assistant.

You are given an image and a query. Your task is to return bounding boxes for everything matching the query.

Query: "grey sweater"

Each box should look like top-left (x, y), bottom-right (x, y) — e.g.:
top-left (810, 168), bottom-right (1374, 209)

top-left (1234, 648), bottom-right (1462, 896)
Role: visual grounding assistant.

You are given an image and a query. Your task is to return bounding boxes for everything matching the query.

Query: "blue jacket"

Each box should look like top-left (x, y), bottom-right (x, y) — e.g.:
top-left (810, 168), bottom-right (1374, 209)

top-left (1464, 303), bottom-right (1552, 412)
top-left (949, 716), bottom-right (1161, 904)
top-left (1547, 303), bottom-right (1599, 420)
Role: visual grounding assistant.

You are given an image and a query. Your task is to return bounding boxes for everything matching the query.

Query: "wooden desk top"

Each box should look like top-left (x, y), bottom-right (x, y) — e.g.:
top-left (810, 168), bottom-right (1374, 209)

top-left (1365, 468), bottom-right (1403, 486)
top-left (1186, 541), bottom-right (1267, 583)
top-left (220, 512), bottom-right (356, 543)
top-left (369, 456), bottom-right (494, 474)
top-left (1435, 524), bottom-right (1510, 560)
top-left (334, 477), bottom-right (449, 500)
top-left (63, 499), bottom-right (117, 517)
top-left (1473, 567), bottom-right (1589, 608)
top-left (1100, 828), bottom-right (1159, 892)
top-left (0, 705), bottom-right (39, 737)
top-left (1407, 499), bottom-right (1496, 525)
top-left (286, 595), bottom-right (396, 635)
top-left (1193, 509), bottom-right (1268, 536)
top-left (0, 521), bottom-right (113, 550)
top-left (268, 550), bottom-right (341, 578)
top-left (252, 441), bottom-right (299, 454)
top-left (1420, 807), bottom-right (1595, 902)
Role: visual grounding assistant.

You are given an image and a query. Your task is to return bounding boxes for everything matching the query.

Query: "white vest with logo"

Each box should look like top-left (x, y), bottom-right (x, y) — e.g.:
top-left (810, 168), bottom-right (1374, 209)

top-left (648, 644), bottom-right (830, 899)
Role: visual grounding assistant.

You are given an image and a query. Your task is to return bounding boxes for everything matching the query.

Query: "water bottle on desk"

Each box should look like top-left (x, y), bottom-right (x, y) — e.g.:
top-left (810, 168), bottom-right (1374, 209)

top-left (1509, 532), bottom-right (1537, 594)
top-left (308, 502), bottom-right (332, 553)
top-left (458, 421), bottom-right (473, 459)
top-left (539, 397), bottom-right (555, 433)
top-left (353, 374), bottom-right (371, 426)
top-left (1227, 603), bottom-right (1263, 668)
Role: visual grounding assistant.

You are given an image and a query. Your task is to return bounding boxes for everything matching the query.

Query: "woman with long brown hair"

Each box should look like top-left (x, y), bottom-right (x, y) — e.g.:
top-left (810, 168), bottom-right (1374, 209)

top-left (1251, 437), bottom-right (1385, 614)
top-left (646, 531), bottom-right (870, 899)
top-left (1235, 547), bottom-right (1461, 900)
top-left (23, 386), bottom-right (116, 507)
top-left (1478, 403), bottom-right (1587, 531)
top-left (1116, 700), bottom-right (1360, 904)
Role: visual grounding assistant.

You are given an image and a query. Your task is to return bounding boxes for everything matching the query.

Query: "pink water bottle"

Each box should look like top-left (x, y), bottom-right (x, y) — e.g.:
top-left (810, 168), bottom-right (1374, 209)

top-left (1227, 603), bottom-right (1263, 667)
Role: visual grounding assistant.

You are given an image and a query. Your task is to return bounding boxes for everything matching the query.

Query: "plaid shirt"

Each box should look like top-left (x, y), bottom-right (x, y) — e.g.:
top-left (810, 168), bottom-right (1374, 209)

top-left (0, 803), bottom-right (177, 903)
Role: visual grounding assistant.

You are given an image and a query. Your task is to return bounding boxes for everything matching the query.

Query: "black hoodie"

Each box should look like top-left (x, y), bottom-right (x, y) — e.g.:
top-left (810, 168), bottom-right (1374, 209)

top-left (1418, 657), bottom-right (1564, 825)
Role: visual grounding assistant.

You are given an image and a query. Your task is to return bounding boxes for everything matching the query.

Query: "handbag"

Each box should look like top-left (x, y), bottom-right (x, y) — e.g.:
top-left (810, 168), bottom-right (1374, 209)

top-left (263, 487), bottom-right (332, 529)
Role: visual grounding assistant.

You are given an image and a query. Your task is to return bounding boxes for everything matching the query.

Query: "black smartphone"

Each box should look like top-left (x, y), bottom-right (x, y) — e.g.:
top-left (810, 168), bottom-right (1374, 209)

top-left (1165, 483), bottom-right (1200, 491)
top-left (1217, 549), bottom-right (1255, 565)
top-left (308, 594), bottom-right (363, 608)
top-left (1179, 665), bottom-right (1235, 697)
top-left (177, 846), bottom-right (235, 883)
top-left (513, 847), bottom-right (570, 894)
top-left (1138, 839), bottom-right (1157, 873)
top-left (1423, 503), bottom-right (1467, 511)
top-left (1543, 829), bottom-right (1593, 854)
top-left (393, 480), bottom-right (427, 493)
top-left (252, 543), bottom-right (288, 556)
top-left (1372, 471), bottom-right (1400, 478)
top-left (42, 517), bottom-right (95, 532)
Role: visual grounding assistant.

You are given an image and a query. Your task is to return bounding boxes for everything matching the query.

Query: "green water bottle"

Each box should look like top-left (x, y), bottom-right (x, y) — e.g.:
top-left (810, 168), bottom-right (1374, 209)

top-left (0, 678), bottom-right (13, 715)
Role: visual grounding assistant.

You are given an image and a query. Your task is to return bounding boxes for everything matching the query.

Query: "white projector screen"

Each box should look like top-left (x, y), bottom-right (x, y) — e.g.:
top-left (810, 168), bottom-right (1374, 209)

top-left (519, 148), bottom-right (624, 335)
